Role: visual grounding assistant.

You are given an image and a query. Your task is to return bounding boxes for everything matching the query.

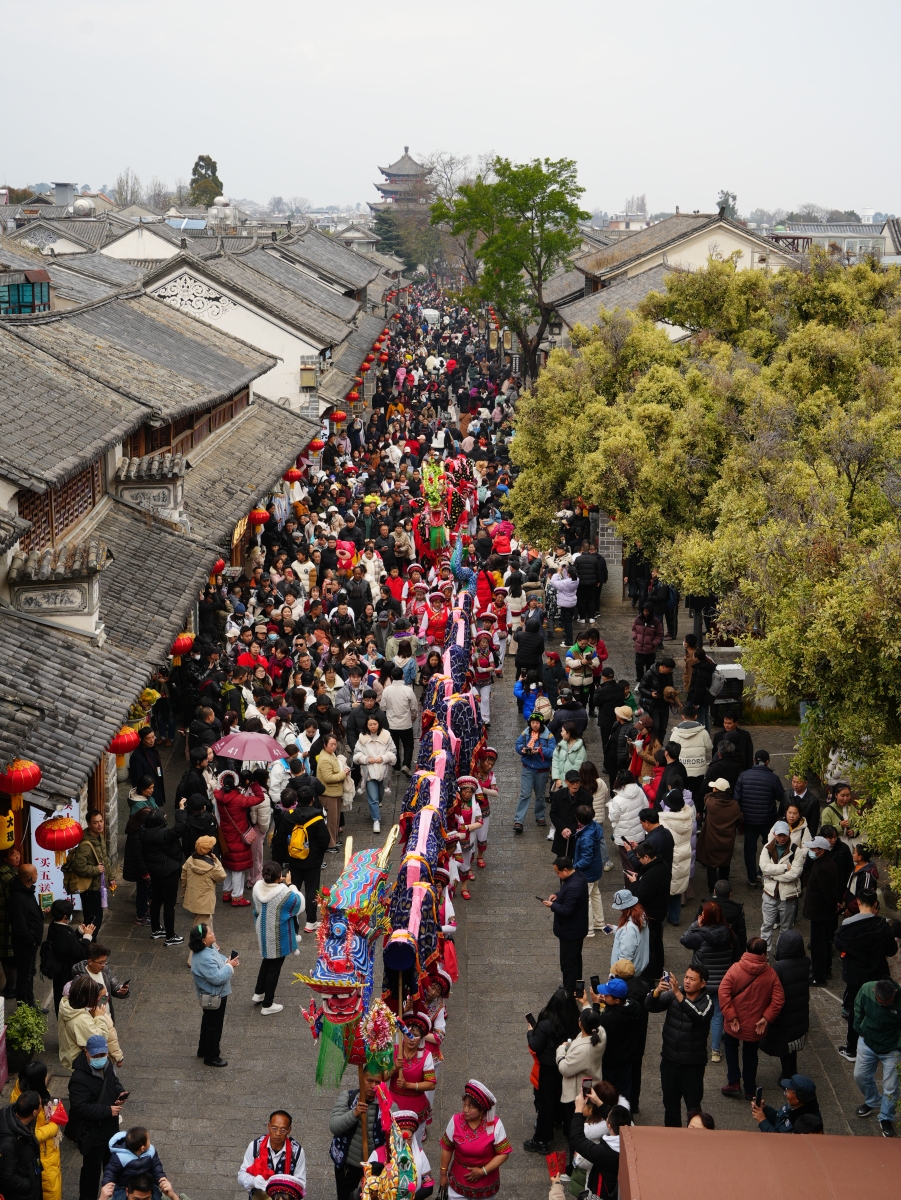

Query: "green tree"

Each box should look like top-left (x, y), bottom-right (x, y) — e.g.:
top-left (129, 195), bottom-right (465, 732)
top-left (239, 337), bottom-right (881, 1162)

top-left (189, 155), bottom-right (223, 207)
top-left (510, 250), bottom-right (901, 884)
top-left (431, 156), bottom-right (589, 380)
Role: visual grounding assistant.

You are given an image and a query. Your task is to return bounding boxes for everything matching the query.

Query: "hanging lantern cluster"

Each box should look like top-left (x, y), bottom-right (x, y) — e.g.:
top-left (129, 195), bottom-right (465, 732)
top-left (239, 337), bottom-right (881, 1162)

top-left (0, 759), bottom-right (42, 812)
top-left (108, 725), bottom-right (140, 768)
top-left (170, 630), bottom-right (194, 666)
top-left (34, 814), bottom-right (83, 866)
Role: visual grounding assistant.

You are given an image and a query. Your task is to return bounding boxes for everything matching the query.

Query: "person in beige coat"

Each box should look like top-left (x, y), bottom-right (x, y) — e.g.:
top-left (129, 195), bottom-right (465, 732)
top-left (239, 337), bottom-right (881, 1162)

top-left (181, 835), bottom-right (226, 961)
top-left (555, 1005), bottom-right (607, 1119)
top-left (316, 733), bottom-right (350, 849)
top-left (659, 796), bottom-right (695, 926)
top-left (57, 975), bottom-right (123, 1069)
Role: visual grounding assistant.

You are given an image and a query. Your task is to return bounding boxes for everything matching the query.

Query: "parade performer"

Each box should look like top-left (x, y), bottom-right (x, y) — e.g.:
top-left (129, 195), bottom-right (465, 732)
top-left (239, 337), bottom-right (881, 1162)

top-left (472, 747), bottom-right (499, 870)
top-left (450, 778), bottom-right (482, 901)
top-left (418, 592), bottom-right (449, 647)
top-left (488, 587), bottom-right (510, 668)
top-left (438, 1080), bottom-right (512, 1199)
top-left (386, 1011), bottom-right (436, 1140)
top-left (470, 632), bottom-right (500, 727)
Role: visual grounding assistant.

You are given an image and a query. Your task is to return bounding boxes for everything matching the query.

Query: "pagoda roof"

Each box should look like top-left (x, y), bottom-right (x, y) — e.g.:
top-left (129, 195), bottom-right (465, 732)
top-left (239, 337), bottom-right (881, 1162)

top-left (378, 148), bottom-right (430, 178)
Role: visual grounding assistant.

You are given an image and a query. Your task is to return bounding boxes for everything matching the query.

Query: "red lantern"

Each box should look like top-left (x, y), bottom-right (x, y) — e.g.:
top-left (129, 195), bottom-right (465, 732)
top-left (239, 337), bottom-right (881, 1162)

top-left (249, 507), bottom-right (270, 525)
top-left (283, 468), bottom-right (303, 484)
top-left (353, 376), bottom-right (362, 385)
top-left (346, 390), bottom-right (360, 402)
top-left (308, 438), bottom-right (325, 454)
top-left (34, 814), bottom-right (83, 866)
top-left (364, 353), bottom-right (375, 364)
top-left (378, 353), bottom-right (389, 363)
top-left (0, 759), bottom-right (42, 812)
top-left (170, 630), bottom-right (194, 665)
top-left (209, 555), bottom-right (225, 585)
top-left (108, 725), bottom-right (140, 768)
top-left (383, 328), bottom-right (389, 335)
top-left (331, 410), bottom-right (348, 423)
top-left (361, 362), bottom-right (371, 373)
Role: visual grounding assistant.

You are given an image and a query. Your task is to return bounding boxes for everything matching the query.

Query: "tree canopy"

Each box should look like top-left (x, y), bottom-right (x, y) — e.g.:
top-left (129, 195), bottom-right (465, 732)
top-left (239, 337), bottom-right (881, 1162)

top-left (508, 250), bottom-right (901, 882)
top-left (431, 156), bottom-right (589, 379)
top-left (189, 155), bottom-right (222, 206)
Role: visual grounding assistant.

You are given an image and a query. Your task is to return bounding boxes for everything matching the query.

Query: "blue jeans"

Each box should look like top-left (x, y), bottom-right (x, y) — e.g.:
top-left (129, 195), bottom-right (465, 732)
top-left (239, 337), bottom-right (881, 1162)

top-left (709, 989), bottom-right (723, 1052)
top-left (365, 779), bottom-right (383, 821)
top-left (515, 767), bottom-right (549, 824)
top-left (855, 1039), bottom-right (900, 1120)
top-left (598, 829), bottom-right (610, 867)
top-left (697, 705), bottom-right (710, 731)
top-left (724, 1033), bottom-right (758, 1093)
top-left (667, 893), bottom-right (682, 925)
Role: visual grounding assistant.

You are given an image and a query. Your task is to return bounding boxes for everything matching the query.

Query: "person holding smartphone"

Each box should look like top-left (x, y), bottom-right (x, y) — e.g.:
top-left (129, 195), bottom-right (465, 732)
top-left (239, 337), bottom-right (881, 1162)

top-left (645, 965), bottom-right (714, 1126)
top-left (189, 924), bottom-right (238, 1067)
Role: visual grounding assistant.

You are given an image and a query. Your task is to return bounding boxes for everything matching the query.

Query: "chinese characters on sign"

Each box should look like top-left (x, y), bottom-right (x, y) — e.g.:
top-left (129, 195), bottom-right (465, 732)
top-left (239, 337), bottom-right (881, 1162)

top-left (30, 800), bottom-right (79, 912)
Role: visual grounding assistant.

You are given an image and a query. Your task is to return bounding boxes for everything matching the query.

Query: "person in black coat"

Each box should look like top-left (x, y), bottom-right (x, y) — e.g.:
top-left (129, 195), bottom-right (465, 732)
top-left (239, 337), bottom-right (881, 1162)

top-left (45, 899), bottom-right (94, 1014)
top-left (524, 987), bottom-right (579, 1152)
top-left (281, 792), bottom-right (330, 928)
top-left (174, 750), bottom-right (212, 804)
top-left (139, 806), bottom-right (187, 944)
top-left (759, 929), bottom-right (810, 1077)
top-left (67, 1042), bottom-right (125, 1200)
top-left (187, 708), bottom-right (221, 755)
top-left (832, 890), bottom-right (898, 1058)
top-left (8, 866), bottom-right (43, 1010)
top-left (645, 964), bottom-right (714, 1126)
top-left (543, 860), bottom-right (588, 998)
top-left (512, 618), bottom-right (545, 673)
top-left (820, 824), bottom-right (854, 888)
top-left (549, 776), bottom-right (593, 859)
top-left (180, 794), bottom-right (218, 861)
top-left (802, 841), bottom-right (841, 984)
top-left (122, 808), bottom-right (152, 926)
top-left (0, 1090), bottom-right (42, 1200)
top-left (626, 845), bottom-right (671, 982)
top-left (704, 740), bottom-right (742, 792)
top-left (127, 728), bottom-right (166, 807)
top-left (548, 695), bottom-right (588, 741)
top-left (592, 978), bottom-right (643, 1099)
top-left (712, 717), bottom-right (754, 774)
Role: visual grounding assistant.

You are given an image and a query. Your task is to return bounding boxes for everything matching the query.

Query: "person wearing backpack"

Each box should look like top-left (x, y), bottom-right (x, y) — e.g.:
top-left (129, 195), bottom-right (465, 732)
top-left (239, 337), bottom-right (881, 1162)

top-left (286, 788), bottom-right (330, 931)
top-left (43, 899), bottom-right (94, 1014)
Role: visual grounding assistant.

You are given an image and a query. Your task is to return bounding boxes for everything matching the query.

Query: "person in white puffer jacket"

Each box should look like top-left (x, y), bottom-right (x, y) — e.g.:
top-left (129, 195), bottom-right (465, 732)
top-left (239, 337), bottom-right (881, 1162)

top-left (658, 790), bottom-right (695, 927)
top-left (607, 771), bottom-right (648, 873)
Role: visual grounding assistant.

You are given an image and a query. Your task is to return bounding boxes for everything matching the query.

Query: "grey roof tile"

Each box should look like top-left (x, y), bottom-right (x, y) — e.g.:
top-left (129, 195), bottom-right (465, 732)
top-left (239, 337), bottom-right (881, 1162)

top-left (0, 511), bottom-right (31, 554)
top-left (558, 264), bottom-right (672, 328)
top-left (240, 248), bottom-right (360, 322)
top-left (281, 227), bottom-right (380, 290)
top-left (331, 312), bottom-right (389, 376)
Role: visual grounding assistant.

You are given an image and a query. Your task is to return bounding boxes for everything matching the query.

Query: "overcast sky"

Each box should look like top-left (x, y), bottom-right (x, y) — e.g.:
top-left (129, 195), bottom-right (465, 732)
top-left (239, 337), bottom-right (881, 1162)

top-left (4, 0), bottom-right (898, 216)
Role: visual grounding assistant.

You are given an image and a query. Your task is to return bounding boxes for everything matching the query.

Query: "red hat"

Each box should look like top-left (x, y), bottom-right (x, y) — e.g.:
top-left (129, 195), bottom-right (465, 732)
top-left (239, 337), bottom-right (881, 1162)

top-left (401, 1009), bottom-right (432, 1036)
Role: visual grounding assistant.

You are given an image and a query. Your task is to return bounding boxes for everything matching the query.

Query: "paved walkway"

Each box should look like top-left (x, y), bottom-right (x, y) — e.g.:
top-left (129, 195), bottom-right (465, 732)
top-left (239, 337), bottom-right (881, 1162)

top-left (31, 562), bottom-right (890, 1200)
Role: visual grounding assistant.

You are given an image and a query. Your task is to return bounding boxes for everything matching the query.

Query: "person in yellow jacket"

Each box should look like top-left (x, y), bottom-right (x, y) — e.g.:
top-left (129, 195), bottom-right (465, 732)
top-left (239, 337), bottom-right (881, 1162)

top-left (57, 975), bottom-right (123, 1071)
top-left (180, 835), bottom-right (226, 964)
top-left (10, 1061), bottom-right (62, 1200)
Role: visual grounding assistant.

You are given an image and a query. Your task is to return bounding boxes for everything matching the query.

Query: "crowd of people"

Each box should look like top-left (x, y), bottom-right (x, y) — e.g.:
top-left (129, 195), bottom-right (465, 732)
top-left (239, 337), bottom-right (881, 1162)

top-left (0, 285), bottom-right (898, 1200)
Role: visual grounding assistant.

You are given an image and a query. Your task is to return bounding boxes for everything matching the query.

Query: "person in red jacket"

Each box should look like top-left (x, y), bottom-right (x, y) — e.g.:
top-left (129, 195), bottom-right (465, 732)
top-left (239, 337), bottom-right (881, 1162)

top-left (718, 936), bottom-right (785, 1099)
top-left (418, 593), bottom-right (449, 646)
top-left (214, 771), bottom-right (264, 906)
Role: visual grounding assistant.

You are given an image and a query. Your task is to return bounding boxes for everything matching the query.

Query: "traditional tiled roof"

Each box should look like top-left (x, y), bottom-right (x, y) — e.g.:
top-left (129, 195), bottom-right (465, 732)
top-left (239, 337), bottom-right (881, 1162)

top-left (883, 219), bottom-right (901, 255)
top-left (7, 219), bottom-right (99, 252)
top-left (784, 222), bottom-right (883, 236)
top-left (280, 227), bottom-right (381, 291)
top-left (93, 500), bottom-right (215, 660)
top-left (558, 264), bottom-right (673, 329)
top-left (331, 312), bottom-right (388, 377)
top-left (1, 292), bottom-right (275, 424)
top-left (60, 252), bottom-right (146, 287)
top-left (318, 367), bottom-right (357, 406)
top-left (575, 215), bottom-right (721, 278)
top-left (378, 150), bottom-right (429, 178)
top-left (180, 400), bottom-right (318, 547)
top-left (0, 511), bottom-right (32, 554)
top-left (240, 247), bottom-right (360, 322)
top-left (356, 248), bottom-right (406, 275)
top-left (8, 536), bottom-right (112, 583)
top-left (543, 267), bottom-right (586, 307)
top-left (0, 611), bottom-right (152, 802)
top-left (114, 452), bottom-right (189, 481)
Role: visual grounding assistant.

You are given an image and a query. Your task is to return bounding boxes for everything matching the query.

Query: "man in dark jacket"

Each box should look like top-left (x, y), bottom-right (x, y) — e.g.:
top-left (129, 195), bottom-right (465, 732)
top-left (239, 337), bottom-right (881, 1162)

top-left (175, 748), bottom-right (212, 805)
top-left (712, 715), bottom-right (754, 774)
top-left (750, 1073), bottom-right (821, 1133)
top-left (595, 668), bottom-right (622, 741)
top-left (734, 750), bottom-right (785, 886)
top-left (819, 823), bottom-right (854, 888)
top-left (626, 809), bottom-right (675, 870)
top-left (0, 1091), bottom-right (42, 1200)
top-left (646, 964), bottom-right (714, 1126)
top-left (685, 648), bottom-right (716, 723)
top-left (572, 543), bottom-right (607, 621)
top-left (627, 844), bottom-right (672, 981)
top-left (68, 1036), bottom-right (125, 1200)
top-left (709, 879), bottom-right (747, 962)
top-left (8, 865), bottom-right (43, 1009)
top-left (802, 837), bottom-right (842, 986)
top-left (512, 618), bottom-right (545, 673)
top-left (833, 890), bottom-right (898, 1062)
top-left (638, 658), bottom-right (676, 742)
top-left (548, 691), bottom-right (588, 740)
top-left (284, 788), bottom-right (330, 929)
top-left (549, 773), bottom-right (593, 859)
top-left (569, 1095), bottom-right (628, 1200)
top-left (781, 774), bottom-right (820, 832)
top-left (759, 929), bottom-right (810, 1078)
top-left (594, 977), bottom-right (643, 1100)
top-left (187, 707), bottom-right (221, 755)
top-left (543, 858), bottom-right (588, 997)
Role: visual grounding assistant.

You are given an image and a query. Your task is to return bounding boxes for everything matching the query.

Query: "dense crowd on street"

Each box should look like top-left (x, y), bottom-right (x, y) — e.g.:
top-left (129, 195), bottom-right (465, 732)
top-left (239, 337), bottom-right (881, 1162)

top-left (0, 283), bottom-right (899, 1200)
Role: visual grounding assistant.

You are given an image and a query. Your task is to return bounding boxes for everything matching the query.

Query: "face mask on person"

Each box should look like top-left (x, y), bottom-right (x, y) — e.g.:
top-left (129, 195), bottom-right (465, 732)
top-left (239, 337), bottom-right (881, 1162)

top-left (88, 1056), bottom-right (108, 1070)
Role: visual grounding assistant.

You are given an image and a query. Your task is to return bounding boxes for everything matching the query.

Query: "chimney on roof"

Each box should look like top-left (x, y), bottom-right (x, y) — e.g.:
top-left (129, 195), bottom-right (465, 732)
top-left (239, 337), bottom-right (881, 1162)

top-left (404, 145), bottom-right (409, 154)
top-left (287, 219), bottom-right (292, 233)
top-left (52, 182), bottom-right (76, 207)
top-left (675, 206), bottom-right (680, 215)
top-left (271, 230), bottom-right (277, 242)
top-left (718, 205), bottom-right (726, 218)
top-left (180, 237), bottom-right (188, 249)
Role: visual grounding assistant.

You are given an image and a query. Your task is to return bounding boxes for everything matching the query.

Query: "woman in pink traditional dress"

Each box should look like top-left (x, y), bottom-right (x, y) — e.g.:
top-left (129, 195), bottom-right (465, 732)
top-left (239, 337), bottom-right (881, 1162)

top-left (386, 1010), bottom-right (437, 1137)
top-left (418, 592), bottom-right (449, 647)
top-left (439, 1079), bottom-right (511, 1199)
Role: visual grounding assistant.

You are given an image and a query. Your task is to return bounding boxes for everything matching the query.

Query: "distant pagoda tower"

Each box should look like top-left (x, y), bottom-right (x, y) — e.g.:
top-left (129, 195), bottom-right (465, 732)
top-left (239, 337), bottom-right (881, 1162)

top-left (369, 147), bottom-right (433, 213)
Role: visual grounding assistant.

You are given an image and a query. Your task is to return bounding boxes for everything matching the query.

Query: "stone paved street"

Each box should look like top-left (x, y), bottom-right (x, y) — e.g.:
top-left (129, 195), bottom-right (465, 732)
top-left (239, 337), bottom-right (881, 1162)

top-left (21, 561), bottom-right (890, 1200)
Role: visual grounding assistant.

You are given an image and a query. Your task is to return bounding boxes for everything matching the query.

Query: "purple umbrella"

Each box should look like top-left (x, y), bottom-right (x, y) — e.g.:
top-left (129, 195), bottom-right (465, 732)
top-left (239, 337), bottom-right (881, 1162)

top-left (211, 731), bottom-right (287, 762)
